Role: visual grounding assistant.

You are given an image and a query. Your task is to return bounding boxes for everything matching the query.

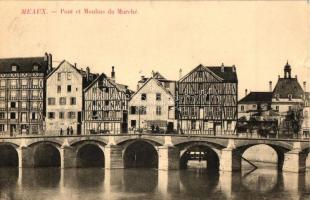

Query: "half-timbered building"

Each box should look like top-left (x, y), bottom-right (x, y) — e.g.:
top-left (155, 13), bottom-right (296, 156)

top-left (129, 72), bottom-right (176, 133)
top-left (176, 64), bottom-right (238, 135)
top-left (83, 68), bottom-right (131, 134)
top-left (46, 60), bottom-right (96, 135)
top-left (0, 53), bottom-right (52, 135)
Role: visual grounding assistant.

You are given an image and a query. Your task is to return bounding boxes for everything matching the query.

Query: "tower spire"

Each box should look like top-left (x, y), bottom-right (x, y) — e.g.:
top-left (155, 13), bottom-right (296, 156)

top-left (284, 61), bottom-right (291, 78)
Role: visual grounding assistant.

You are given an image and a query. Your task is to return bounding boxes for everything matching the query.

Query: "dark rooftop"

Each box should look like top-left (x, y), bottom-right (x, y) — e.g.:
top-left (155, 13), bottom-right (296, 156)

top-left (239, 92), bottom-right (273, 103)
top-left (273, 78), bottom-right (304, 99)
top-left (0, 56), bottom-right (49, 74)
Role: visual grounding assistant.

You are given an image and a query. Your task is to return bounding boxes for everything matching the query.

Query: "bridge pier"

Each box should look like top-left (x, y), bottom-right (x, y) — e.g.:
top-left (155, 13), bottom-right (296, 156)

top-left (17, 146), bottom-right (34, 168)
top-left (282, 150), bottom-right (307, 173)
top-left (104, 145), bottom-right (124, 169)
top-left (60, 146), bottom-right (76, 168)
top-left (158, 145), bottom-right (180, 170)
top-left (219, 148), bottom-right (241, 172)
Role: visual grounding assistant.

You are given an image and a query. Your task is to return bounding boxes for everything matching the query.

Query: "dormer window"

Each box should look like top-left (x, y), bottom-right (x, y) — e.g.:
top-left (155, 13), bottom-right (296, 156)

top-left (288, 94), bottom-right (292, 101)
top-left (11, 65), bottom-right (17, 72)
top-left (275, 94), bottom-right (279, 101)
top-left (33, 65), bottom-right (39, 71)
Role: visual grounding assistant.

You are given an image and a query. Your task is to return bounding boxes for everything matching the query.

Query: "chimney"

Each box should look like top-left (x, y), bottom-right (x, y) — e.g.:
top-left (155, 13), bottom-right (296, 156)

top-left (111, 66), bottom-right (115, 81)
top-left (221, 63), bottom-right (224, 72)
top-left (304, 81), bottom-right (307, 92)
top-left (74, 63), bottom-right (77, 68)
top-left (232, 65), bottom-right (236, 72)
top-left (152, 70), bottom-right (155, 77)
top-left (269, 81), bottom-right (272, 92)
top-left (44, 53), bottom-right (52, 73)
top-left (86, 66), bottom-right (90, 81)
top-left (179, 68), bottom-right (182, 79)
top-left (278, 75), bottom-right (280, 79)
top-left (141, 76), bottom-right (145, 81)
top-left (245, 89), bottom-right (248, 96)
top-left (295, 75), bottom-right (297, 79)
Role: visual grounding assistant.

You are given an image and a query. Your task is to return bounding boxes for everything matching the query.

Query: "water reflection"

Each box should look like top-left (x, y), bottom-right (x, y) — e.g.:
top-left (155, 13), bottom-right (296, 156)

top-left (0, 168), bottom-right (308, 200)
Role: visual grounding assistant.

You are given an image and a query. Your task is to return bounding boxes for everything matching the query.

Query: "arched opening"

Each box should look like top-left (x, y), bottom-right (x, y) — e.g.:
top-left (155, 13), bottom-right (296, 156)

top-left (34, 143), bottom-right (61, 167)
top-left (77, 144), bottom-right (105, 168)
top-left (0, 144), bottom-right (18, 167)
top-left (241, 144), bottom-right (283, 170)
top-left (180, 145), bottom-right (219, 171)
top-left (124, 141), bottom-right (158, 168)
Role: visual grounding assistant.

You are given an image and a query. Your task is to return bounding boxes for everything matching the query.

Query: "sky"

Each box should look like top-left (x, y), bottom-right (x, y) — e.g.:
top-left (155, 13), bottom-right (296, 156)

top-left (0, 1), bottom-right (309, 99)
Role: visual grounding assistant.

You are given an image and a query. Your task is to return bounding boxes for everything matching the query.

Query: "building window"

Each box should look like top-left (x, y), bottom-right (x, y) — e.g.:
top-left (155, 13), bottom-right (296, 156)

top-left (48, 112), bottom-right (55, 119)
top-left (198, 71), bottom-right (203, 78)
top-left (21, 102), bottom-right (27, 109)
top-left (131, 120), bottom-right (136, 128)
top-left (164, 82), bottom-right (170, 88)
top-left (32, 79), bottom-right (39, 86)
top-left (70, 97), bottom-right (76, 105)
top-left (0, 80), bottom-right (5, 87)
top-left (92, 111), bottom-right (98, 119)
top-left (32, 90), bottom-right (39, 98)
top-left (67, 72), bottom-right (72, 80)
top-left (288, 94), bottom-right (292, 101)
top-left (241, 105), bottom-right (244, 112)
top-left (21, 79), bottom-right (28, 86)
top-left (32, 102), bottom-right (38, 109)
top-left (67, 85), bottom-right (72, 92)
top-left (21, 91), bottom-right (27, 98)
top-left (57, 86), bottom-right (61, 93)
top-left (0, 124), bottom-right (4, 132)
top-left (288, 106), bottom-right (292, 111)
top-left (0, 102), bottom-right (5, 109)
top-left (68, 112), bottom-right (76, 119)
top-left (105, 100), bottom-right (109, 106)
top-left (156, 93), bottom-right (161, 101)
top-left (140, 106), bottom-right (147, 115)
top-left (48, 98), bottom-right (56, 105)
top-left (92, 101), bottom-right (96, 107)
top-left (191, 120), bottom-right (196, 130)
top-left (275, 94), bottom-right (279, 101)
top-left (31, 112), bottom-right (36, 120)
top-left (33, 65), bottom-right (39, 71)
top-left (105, 87), bottom-right (109, 93)
top-left (130, 106), bottom-right (136, 114)
top-left (276, 106), bottom-right (279, 111)
top-left (156, 106), bottom-right (161, 115)
top-left (304, 111), bottom-right (308, 118)
top-left (59, 97), bottom-right (66, 105)
top-left (0, 91), bottom-right (5, 98)
top-left (10, 102), bottom-right (16, 108)
top-left (103, 111), bottom-right (109, 118)
top-left (59, 112), bottom-right (65, 119)
top-left (10, 91), bottom-right (16, 98)
top-left (10, 112), bottom-right (16, 119)
top-left (57, 73), bottom-right (61, 81)
top-left (0, 112), bottom-right (5, 119)
top-left (10, 80), bottom-right (17, 87)
top-left (11, 65), bottom-right (17, 71)
top-left (141, 93), bottom-right (147, 101)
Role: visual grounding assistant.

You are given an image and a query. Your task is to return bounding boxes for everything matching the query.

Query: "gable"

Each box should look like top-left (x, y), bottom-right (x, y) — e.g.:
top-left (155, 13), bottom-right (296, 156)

top-left (179, 65), bottom-right (222, 83)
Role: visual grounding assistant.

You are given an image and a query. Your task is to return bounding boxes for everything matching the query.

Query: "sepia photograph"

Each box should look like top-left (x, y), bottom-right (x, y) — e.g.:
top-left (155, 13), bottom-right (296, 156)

top-left (0, 0), bottom-right (309, 199)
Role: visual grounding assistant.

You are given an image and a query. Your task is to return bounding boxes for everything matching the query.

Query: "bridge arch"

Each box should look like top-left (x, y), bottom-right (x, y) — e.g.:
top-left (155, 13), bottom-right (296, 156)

top-left (0, 143), bottom-right (19, 167)
top-left (235, 143), bottom-right (290, 170)
top-left (177, 142), bottom-right (223, 171)
top-left (32, 142), bottom-right (61, 167)
top-left (75, 142), bottom-right (105, 168)
top-left (122, 139), bottom-right (159, 168)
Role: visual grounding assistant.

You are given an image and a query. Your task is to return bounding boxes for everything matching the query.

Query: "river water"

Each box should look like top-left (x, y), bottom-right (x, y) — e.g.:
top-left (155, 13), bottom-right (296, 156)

top-left (0, 167), bottom-right (309, 200)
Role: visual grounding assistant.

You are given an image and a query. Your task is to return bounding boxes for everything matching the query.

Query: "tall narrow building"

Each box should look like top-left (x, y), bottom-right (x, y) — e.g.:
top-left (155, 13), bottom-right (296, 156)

top-left (0, 53), bottom-right (52, 135)
top-left (45, 60), bottom-right (96, 135)
top-left (176, 64), bottom-right (238, 135)
top-left (83, 68), bottom-right (131, 134)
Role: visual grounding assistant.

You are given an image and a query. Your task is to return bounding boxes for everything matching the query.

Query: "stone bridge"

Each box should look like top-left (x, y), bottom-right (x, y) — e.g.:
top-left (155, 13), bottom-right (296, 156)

top-left (0, 134), bottom-right (309, 173)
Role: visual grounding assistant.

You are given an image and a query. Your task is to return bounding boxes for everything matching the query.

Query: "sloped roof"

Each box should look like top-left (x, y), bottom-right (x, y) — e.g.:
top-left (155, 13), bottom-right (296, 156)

top-left (273, 78), bottom-right (304, 99)
top-left (130, 77), bottom-right (174, 100)
top-left (0, 56), bottom-right (48, 73)
top-left (179, 64), bottom-right (237, 83)
top-left (207, 66), bottom-right (238, 82)
top-left (239, 92), bottom-right (273, 103)
top-left (84, 73), bottom-right (131, 96)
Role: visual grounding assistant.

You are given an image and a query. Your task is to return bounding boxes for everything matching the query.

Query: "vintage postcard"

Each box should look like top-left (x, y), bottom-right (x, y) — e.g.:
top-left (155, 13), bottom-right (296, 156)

top-left (0, 1), bottom-right (309, 200)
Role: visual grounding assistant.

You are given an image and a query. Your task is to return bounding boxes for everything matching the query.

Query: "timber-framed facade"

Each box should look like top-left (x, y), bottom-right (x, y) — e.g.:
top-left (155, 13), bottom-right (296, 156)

top-left (83, 69), bottom-right (131, 134)
top-left (176, 64), bottom-right (238, 135)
